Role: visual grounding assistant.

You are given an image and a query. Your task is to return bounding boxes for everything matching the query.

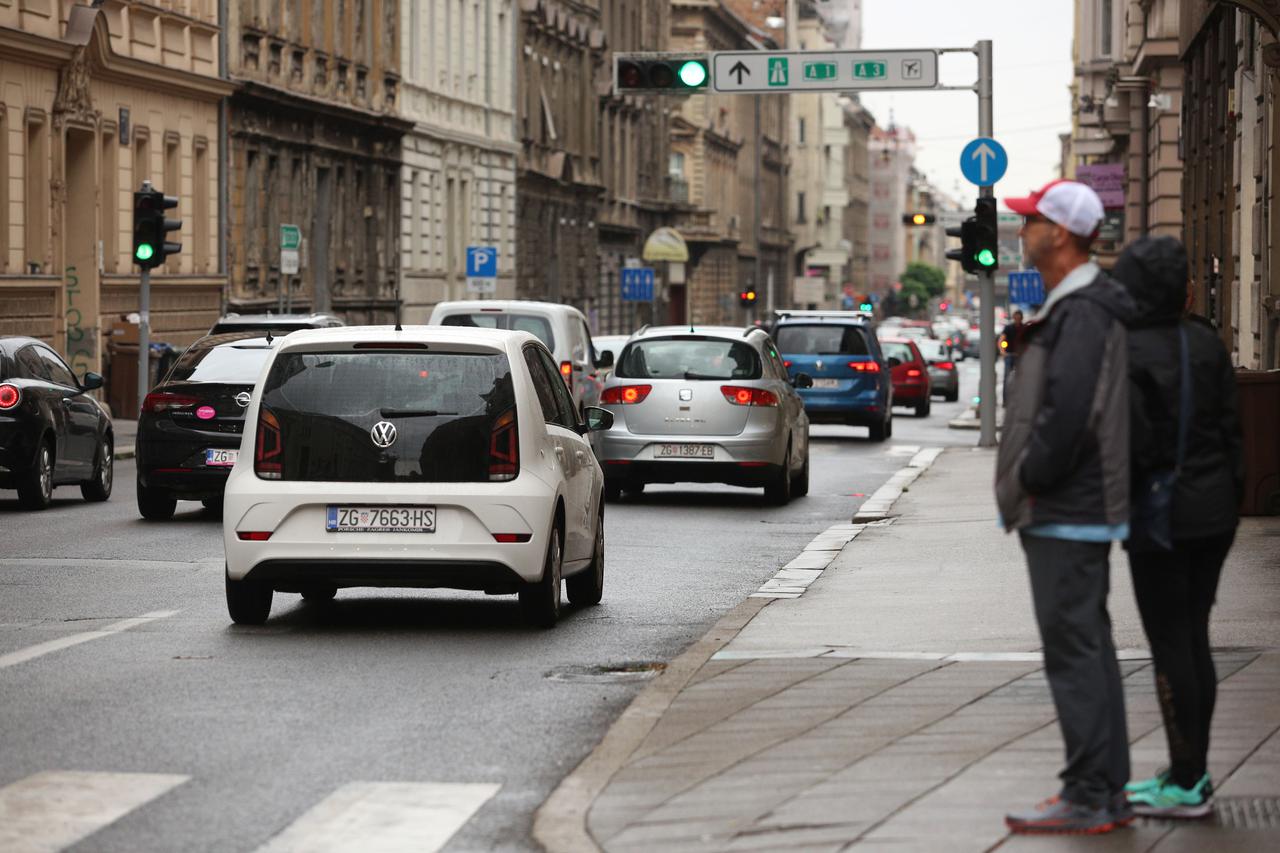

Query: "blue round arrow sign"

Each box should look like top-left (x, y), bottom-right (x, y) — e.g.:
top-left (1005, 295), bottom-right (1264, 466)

top-left (959, 137), bottom-right (1008, 187)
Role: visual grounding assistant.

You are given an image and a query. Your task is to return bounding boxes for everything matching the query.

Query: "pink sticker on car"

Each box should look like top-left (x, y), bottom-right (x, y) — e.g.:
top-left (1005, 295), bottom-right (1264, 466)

top-left (196, 405), bottom-right (216, 420)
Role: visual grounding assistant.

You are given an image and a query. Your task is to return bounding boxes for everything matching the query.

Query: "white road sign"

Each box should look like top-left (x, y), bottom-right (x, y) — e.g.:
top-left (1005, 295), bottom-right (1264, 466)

top-left (280, 249), bottom-right (299, 275)
top-left (713, 49), bottom-right (938, 93)
top-left (466, 277), bottom-right (496, 295)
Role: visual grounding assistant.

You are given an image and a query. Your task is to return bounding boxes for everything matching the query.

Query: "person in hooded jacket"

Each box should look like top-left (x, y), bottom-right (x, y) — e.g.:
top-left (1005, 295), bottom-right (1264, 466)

top-left (1111, 236), bottom-right (1244, 819)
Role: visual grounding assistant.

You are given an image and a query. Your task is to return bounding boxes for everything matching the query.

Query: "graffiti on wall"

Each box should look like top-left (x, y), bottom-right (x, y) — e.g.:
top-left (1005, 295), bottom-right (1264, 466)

top-left (64, 265), bottom-right (94, 374)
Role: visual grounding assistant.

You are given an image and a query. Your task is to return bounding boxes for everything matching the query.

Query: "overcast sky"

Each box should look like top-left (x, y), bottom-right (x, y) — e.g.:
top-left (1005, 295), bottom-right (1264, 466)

top-left (855, 0), bottom-right (1076, 208)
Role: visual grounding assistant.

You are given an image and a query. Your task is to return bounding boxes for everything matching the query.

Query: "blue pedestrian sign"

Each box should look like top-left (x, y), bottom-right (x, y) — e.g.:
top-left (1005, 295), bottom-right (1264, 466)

top-left (620, 267), bottom-right (655, 302)
top-left (1007, 270), bottom-right (1046, 306)
top-left (466, 246), bottom-right (498, 278)
top-left (960, 137), bottom-right (1008, 187)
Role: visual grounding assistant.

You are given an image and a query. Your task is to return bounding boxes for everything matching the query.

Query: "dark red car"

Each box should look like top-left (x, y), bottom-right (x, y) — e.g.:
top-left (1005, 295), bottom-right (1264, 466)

top-left (878, 337), bottom-right (933, 417)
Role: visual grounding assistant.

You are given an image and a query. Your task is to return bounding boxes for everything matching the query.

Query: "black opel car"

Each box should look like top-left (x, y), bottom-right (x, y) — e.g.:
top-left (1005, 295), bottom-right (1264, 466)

top-left (0, 336), bottom-right (114, 510)
top-left (136, 332), bottom-right (276, 519)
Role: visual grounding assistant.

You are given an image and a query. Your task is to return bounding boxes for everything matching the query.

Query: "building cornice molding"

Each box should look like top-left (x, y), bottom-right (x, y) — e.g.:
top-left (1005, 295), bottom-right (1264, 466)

top-left (410, 121), bottom-right (522, 155)
top-left (233, 80), bottom-right (413, 135)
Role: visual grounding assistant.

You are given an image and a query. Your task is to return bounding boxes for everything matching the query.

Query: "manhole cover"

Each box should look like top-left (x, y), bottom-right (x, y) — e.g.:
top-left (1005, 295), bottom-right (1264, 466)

top-left (545, 662), bottom-right (667, 684)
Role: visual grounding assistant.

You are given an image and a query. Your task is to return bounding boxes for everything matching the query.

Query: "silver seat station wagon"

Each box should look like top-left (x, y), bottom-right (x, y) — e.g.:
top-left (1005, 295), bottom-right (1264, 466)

top-left (595, 326), bottom-right (812, 505)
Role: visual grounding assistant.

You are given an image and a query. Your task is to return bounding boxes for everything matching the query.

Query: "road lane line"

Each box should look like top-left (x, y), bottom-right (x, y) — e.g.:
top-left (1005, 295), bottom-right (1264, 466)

top-left (0, 610), bottom-right (180, 670)
top-left (255, 782), bottom-right (501, 853)
top-left (0, 770), bottom-right (188, 853)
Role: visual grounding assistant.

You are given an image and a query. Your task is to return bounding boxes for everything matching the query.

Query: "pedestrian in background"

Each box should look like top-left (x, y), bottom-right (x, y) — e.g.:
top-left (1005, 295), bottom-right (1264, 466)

top-left (995, 180), bottom-right (1136, 835)
top-left (1111, 236), bottom-right (1244, 819)
top-left (999, 309), bottom-right (1026, 406)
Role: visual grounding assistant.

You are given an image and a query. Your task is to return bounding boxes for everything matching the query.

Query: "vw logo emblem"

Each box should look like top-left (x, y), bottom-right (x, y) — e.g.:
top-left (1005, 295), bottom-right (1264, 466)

top-left (815, 359), bottom-right (825, 371)
top-left (679, 388), bottom-right (693, 401)
top-left (370, 420), bottom-right (398, 449)
top-left (234, 392), bottom-right (252, 408)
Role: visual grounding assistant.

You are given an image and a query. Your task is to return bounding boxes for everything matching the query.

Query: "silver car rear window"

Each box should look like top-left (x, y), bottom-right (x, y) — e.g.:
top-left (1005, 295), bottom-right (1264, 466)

top-left (615, 337), bottom-right (761, 381)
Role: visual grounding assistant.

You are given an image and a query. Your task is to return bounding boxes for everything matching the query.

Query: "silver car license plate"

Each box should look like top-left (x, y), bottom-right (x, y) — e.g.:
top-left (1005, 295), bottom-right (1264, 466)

top-left (656, 444), bottom-right (714, 459)
top-left (205, 448), bottom-right (238, 467)
top-left (326, 506), bottom-right (437, 533)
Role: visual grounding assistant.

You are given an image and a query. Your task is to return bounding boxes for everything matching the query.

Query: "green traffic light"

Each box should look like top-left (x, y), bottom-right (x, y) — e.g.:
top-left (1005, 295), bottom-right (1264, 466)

top-left (135, 243), bottom-right (155, 261)
top-left (678, 60), bottom-right (707, 87)
top-left (976, 248), bottom-right (996, 268)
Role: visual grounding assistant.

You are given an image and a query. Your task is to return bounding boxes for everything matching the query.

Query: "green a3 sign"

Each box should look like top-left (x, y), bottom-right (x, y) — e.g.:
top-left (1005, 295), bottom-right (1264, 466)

top-left (852, 61), bottom-right (887, 80)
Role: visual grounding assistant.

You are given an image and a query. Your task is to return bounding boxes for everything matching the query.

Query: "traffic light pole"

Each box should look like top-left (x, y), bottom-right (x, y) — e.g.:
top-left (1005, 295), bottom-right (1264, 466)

top-left (137, 266), bottom-right (151, 415)
top-left (975, 40), bottom-right (997, 449)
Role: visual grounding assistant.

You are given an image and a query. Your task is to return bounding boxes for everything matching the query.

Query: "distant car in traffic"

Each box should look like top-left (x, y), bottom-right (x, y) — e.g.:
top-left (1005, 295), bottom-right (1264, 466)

top-left (429, 300), bottom-right (608, 414)
top-left (222, 325), bottom-right (612, 628)
top-left (878, 337), bottom-right (933, 417)
top-left (135, 332), bottom-right (278, 519)
top-left (914, 338), bottom-right (960, 402)
top-left (208, 313), bottom-right (345, 336)
top-left (591, 335), bottom-right (630, 372)
top-left (596, 326), bottom-right (811, 503)
top-left (0, 337), bottom-right (114, 510)
top-left (774, 312), bottom-right (893, 441)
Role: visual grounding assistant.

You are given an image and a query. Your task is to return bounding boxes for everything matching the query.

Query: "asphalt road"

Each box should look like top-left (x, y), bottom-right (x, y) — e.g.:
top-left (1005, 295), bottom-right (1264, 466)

top-left (0, 364), bottom-right (981, 852)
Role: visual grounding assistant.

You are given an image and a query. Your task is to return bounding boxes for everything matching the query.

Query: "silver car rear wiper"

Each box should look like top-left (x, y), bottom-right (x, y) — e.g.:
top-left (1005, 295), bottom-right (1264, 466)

top-left (682, 370), bottom-right (724, 380)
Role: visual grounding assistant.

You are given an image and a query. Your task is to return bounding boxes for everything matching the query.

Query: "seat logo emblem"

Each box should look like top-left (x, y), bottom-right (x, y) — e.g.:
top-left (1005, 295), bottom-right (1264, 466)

top-left (679, 388), bottom-right (693, 401)
top-left (371, 420), bottom-right (398, 448)
top-left (235, 392), bottom-right (252, 408)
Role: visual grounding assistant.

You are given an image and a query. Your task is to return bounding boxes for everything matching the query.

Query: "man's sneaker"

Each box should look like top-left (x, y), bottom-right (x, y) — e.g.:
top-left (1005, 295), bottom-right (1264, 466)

top-left (1109, 792), bottom-right (1135, 827)
top-left (1005, 796), bottom-right (1128, 835)
top-left (1124, 768), bottom-right (1169, 796)
top-left (1128, 774), bottom-right (1214, 819)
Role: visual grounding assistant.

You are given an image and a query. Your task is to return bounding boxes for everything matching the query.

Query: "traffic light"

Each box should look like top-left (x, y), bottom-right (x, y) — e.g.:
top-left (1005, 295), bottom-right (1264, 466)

top-left (859, 295), bottom-right (874, 312)
top-left (902, 212), bottom-right (936, 226)
top-left (945, 198), bottom-right (999, 275)
top-left (132, 185), bottom-right (181, 270)
top-left (739, 289), bottom-right (758, 308)
top-left (615, 53), bottom-right (709, 94)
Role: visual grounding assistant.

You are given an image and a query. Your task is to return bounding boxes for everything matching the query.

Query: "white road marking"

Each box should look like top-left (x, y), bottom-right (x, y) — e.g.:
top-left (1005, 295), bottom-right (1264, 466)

top-left (0, 610), bottom-right (179, 670)
top-left (0, 770), bottom-right (188, 853)
top-left (256, 781), bottom-right (501, 853)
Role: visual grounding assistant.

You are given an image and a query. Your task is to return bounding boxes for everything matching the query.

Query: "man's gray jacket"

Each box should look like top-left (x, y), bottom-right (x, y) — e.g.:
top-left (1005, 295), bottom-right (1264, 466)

top-left (995, 267), bottom-right (1135, 531)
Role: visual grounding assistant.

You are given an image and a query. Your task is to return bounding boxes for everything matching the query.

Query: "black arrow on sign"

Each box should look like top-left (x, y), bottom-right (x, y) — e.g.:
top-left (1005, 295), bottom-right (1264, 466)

top-left (728, 61), bottom-right (751, 84)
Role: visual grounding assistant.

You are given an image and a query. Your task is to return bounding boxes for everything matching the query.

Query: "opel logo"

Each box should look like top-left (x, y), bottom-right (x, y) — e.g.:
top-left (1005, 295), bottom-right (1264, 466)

top-left (370, 420), bottom-right (398, 449)
top-left (234, 392), bottom-right (252, 408)
top-left (679, 388), bottom-right (693, 401)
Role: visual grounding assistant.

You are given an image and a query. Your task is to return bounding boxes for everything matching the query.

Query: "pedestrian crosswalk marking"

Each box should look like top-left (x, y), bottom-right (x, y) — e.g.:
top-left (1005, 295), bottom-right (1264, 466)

top-left (0, 770), bottom-right (188, 853)
top-left (0, 610), bottom-right (180, 670)
top-left (255, 781), bottom-right (501, 853)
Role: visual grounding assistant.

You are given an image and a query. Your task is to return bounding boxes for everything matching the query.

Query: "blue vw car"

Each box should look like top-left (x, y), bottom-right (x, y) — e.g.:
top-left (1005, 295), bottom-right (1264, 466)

top-left (772, 312), bottom-right (893, 441)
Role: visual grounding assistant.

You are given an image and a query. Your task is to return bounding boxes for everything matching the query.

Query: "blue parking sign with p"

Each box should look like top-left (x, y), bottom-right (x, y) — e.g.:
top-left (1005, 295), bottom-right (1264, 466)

top-left (466, 246), bottom-right (498, 278)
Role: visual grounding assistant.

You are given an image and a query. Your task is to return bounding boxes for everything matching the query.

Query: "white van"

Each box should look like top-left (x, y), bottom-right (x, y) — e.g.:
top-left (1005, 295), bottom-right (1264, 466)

top-left (428, 301), bottom-right (607, 412)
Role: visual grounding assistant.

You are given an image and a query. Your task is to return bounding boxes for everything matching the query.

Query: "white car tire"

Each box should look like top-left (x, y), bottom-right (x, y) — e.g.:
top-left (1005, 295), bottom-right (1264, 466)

top-left (566, 508), bottom-right (604, 607)
top-left (519, 526), bottom-right (562, 628)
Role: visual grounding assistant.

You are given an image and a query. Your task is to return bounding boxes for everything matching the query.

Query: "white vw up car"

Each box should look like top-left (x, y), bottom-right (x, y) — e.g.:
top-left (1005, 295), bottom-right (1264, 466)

top-left (222, 326), bottom-right (612, 628)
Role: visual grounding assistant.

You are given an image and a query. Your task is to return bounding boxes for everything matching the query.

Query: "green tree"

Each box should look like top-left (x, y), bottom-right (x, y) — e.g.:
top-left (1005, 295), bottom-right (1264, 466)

top-left (900, 261), bottom-right (947, 299)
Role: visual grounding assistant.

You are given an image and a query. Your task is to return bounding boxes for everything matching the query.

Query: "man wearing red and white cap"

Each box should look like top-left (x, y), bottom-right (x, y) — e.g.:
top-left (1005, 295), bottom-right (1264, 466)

top-left (994, 180), bottom-right (1138, 835)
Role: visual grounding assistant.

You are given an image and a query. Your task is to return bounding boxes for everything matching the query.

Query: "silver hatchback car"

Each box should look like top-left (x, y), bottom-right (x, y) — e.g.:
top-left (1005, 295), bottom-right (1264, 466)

top-left (596, 326), bottom-right (812, 504)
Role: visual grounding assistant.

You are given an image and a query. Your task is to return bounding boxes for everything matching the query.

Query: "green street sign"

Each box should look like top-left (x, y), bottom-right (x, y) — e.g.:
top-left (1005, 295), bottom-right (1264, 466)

top-left (768, 57), bottom-right (789, 87)
top-left (852, 61), bottom-right (887, 80)
top-left (280, 224), bottom-right (301, 250)
top-left (803, 62), bottom-right (838, 81)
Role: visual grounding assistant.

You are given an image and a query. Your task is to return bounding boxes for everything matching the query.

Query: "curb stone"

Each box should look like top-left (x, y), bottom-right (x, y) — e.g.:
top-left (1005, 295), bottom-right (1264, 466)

top-left (117, 445), bottom-right (136, 461)
top-left (532, 447), bottom-right (947, 853)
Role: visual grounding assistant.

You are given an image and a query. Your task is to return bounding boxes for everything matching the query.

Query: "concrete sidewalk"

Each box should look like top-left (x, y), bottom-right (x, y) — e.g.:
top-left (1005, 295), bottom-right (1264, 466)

top-left (549, 448), bottom-right (1280, 852)
top-left (113, 418), bottom-right (138, 460)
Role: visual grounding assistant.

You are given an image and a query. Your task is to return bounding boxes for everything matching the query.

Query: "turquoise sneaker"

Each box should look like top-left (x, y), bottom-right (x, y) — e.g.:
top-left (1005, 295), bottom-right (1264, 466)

top-left (1124, 769), bottom-right (1169, 796)
top-left (1128, 774), bottom-right (1214, 819)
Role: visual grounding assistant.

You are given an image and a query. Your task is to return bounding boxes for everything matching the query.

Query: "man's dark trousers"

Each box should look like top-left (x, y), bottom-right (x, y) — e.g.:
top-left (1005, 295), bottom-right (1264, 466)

top-left (1019, 533), bottom-right (1130, 808)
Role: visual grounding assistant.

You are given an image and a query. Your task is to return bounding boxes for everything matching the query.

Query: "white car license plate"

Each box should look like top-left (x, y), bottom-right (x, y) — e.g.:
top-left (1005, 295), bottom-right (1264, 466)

top-left (812, 378), bottom-right (841, 388)
top-left (205, 448), bottom-right (238, 467)
top-left (326, 506), bottom-right (437, 533)
top-left (656, 443), bottom-right (714, 459)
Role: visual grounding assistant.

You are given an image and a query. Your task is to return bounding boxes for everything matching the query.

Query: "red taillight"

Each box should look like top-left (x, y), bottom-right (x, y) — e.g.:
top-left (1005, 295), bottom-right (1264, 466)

top-left (254, 406), bottom-right (284, 479)
top-left (489, 408), bottom-right (519, 481)
top-left (783, 360), bottom-right (793, 368)
top-left (142, 392), bottom-right (199, 414)
top-left (849, 361), bottom-right (881, 373)
top-left (721, 386), bottom-right (779, 407)
top-left (906, 368), bottom-right (923, 378)
top-left (601, 384), bottom-right (652, 405)
top-left (236, 531), bottom-right (272, 541)
top-left (0, 383), bottom-right (20, 410)
top-left (492, 533), bottom-right (533, 543)
top-left (560, 360), bottom-right (574, 392)
top-left (936, 361), bottom-right (955, 371)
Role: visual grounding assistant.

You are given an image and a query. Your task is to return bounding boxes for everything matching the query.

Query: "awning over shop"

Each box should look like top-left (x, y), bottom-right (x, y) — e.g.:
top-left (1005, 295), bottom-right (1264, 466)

top-left (643, 227), bottom-right (690, 263)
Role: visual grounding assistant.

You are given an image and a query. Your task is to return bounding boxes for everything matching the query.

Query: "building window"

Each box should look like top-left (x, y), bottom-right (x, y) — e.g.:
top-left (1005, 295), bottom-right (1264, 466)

top-left (194, 138), bottom-right (209, 273)
top-left (164, 133), bottom-right (181, 268)
top-left (1100, 0), bottom-right (1112, 57)
top-left (797, 191), bottom-right (807, 223)
top-left (25, 112), bottom-right (49, 273)
top-left (133, 128), bottom-right (149, 188)
top-left (0, 104), bottom-right (8, 272)
top-left (669, 151), bottom-right (685, 178)
top-left (100, 126), bottom-right (117, 273)
top-left (798, 117), bottom-right (806, 144)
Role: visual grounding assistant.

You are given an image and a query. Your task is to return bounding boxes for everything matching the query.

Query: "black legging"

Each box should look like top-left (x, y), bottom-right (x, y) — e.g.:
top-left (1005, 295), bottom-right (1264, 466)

top-left (1129, 531), bottom-right (1234, 789)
